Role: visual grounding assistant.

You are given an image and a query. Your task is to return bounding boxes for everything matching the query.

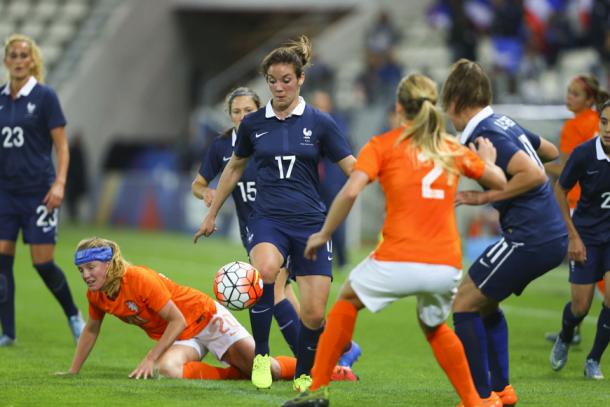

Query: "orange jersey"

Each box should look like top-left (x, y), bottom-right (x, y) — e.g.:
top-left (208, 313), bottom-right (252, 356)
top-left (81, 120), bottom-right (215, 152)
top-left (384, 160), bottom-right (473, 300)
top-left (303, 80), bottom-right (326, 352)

top-left (559, 108), bottom-right (599, 208)
top-left (353, 127), bottom-right (486, 268)
top-left (87, 265), bottom-right (217, 341)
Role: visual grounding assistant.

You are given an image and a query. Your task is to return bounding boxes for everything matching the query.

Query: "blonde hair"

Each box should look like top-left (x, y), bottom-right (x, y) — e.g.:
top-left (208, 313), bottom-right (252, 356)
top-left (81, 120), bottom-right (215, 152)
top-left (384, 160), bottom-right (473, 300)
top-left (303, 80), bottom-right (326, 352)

top-left (260, 35), bottom-right (312, 77)
top-left (396, 73), bottom-right (459, 173)
top-left (76, 237), bottom-right (129, 298)
top-left (4, 33), bottom-right (45, 83)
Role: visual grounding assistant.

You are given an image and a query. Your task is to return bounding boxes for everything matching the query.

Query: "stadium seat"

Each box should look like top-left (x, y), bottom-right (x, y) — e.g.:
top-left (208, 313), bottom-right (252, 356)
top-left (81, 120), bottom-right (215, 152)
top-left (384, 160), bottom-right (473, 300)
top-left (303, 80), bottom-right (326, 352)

top-left (40, 44), bottom-right (63, 67)
top-left (60, 0), bottom-right (89, 23)
top-left (33, 0), bottom-right (61, 22)
top-left (6, 0), bottom-right (32, 20)
top-left (19, 21), bottom-right (46, 42)
top-left (45, 22), bottom-right (77, 46)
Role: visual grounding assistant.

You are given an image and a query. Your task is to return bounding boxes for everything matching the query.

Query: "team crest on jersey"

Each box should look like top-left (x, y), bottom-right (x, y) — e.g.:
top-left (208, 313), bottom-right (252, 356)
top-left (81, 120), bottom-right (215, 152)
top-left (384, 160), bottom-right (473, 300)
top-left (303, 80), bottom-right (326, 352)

top-left (27, 102), bottom-right (36, 115)
top-left (300, 128), bottom-right (313, 146)
top-left (125, 300), bottom-right (139, 312)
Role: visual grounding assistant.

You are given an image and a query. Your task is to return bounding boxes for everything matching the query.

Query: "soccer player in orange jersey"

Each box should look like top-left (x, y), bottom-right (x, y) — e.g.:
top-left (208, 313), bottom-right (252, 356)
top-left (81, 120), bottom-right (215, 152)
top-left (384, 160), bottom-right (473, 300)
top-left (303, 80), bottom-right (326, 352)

top-left (544, 75), bottom-right (609, 344)
top-left (57, 237), bottom-right (296, 381)
top-left (283, 74), bottom-right (507, 407)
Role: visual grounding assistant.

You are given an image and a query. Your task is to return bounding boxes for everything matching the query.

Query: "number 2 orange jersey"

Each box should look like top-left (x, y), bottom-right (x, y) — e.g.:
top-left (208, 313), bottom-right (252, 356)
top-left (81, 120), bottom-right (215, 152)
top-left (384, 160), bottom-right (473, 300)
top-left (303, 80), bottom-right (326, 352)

top-left (353, 127), bottom-right (485, 269)
top-left (87, 265), bottom-right (217, 341)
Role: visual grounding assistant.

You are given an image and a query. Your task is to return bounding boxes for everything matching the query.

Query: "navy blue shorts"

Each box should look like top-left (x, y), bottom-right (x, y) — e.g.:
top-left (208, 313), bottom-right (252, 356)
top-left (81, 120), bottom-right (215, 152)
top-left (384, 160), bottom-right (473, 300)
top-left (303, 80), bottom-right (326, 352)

top-left (0, 188), bottom-right (58, 244)
top-left (247, 217), bottom-right (332, 279)
top-left (469, 236), bottom-right (567, 302)
top-left (569, 241), bottom-right (610, 284)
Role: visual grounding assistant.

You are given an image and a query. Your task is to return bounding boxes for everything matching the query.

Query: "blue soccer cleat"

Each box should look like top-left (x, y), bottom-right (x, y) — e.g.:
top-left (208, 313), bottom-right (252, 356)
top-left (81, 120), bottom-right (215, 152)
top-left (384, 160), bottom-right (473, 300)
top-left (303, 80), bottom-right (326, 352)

top-left (338, 340), bottom-right (361, 368)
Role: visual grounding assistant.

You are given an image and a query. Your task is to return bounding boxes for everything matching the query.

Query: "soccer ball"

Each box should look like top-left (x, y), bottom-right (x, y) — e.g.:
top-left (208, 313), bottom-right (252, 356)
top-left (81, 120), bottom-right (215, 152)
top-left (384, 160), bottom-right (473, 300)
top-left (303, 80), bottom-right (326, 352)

top-left (213, 261), bottom-right (263, 310)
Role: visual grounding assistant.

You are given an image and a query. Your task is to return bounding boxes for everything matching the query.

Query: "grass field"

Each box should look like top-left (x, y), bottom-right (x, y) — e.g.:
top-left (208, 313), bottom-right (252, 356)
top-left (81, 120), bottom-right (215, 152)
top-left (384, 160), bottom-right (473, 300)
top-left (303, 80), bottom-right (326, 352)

top-left (0, 224), bottom-right (608, 406)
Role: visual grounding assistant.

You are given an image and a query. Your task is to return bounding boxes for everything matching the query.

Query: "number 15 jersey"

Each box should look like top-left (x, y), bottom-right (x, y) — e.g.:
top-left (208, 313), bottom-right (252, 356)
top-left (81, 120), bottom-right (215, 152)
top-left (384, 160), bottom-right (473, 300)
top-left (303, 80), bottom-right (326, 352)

top-left (235, 97), bottom-right (351, 226)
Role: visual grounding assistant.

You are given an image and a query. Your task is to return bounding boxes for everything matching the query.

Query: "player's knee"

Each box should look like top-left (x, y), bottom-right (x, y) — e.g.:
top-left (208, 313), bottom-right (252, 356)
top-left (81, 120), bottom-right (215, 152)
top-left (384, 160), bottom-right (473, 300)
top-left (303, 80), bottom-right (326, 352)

top-left (571, 298), bottom-right (591, 317)
top-left (300, 307), bottom-right (325, 328)
top-left (157, 359), bottom-right (183, 378)
top-left (256, 263), bottom-right (280, 283)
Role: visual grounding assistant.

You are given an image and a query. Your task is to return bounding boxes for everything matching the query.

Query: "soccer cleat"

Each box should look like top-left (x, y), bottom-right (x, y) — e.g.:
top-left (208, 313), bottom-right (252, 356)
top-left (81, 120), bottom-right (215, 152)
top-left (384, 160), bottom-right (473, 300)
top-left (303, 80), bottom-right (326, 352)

top-left (338, 340), bottom-right (362, 368)
top-left (68, 311), bottom-right (86, 343)
top-left (293, 374), bottom-right (313, 392)
top-left (282, 386), bottom-right (329, 407)
top-left (584, 359), bottom-right (604, 380)
top-left (330, 365), bottom-right (358, 382)
top-left (496, 384), bottom-right (518, 406)
top-left (0, 334), bottom-right (15, 347)
top-left (544, 325), bottom-right (581, 345)
top-left (456, 391), bottom-right (502, 407)
top-left (251, 354), bottom-right (272, 389)
top-left (550, 337), bottom-right (570, 371)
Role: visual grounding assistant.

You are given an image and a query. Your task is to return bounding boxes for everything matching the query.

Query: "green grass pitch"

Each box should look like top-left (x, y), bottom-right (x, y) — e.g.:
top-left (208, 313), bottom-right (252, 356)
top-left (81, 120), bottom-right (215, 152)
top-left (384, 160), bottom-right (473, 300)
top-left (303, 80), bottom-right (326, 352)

top-left (0, 224), bottom-right (608, 406)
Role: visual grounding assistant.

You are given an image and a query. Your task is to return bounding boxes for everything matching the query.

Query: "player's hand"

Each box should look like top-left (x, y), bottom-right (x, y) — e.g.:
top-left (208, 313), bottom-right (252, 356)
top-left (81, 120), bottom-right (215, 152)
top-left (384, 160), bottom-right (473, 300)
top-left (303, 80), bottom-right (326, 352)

top-left (568, 235), bottom-right (587, 264)
top-left (43, 180), bottom-right (65, 211)
top-left (193, 214), bottom-right (217, 243)
top-left (304, 232), bottom-right (329, 261)
top-left (455, 190), bottom-right (490, 206)
top-left (129, 357), bottom-right (156, 380)
top-left (469, 137), bottom-right (497, 165)
top-left (203, 188), bottom-right (216, 208)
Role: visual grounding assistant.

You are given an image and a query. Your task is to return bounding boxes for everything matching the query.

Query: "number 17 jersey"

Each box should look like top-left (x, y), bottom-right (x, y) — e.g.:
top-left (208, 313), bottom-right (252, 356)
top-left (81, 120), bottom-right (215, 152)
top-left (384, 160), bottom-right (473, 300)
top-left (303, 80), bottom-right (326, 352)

top-left (234, 98), bottom-right (351, 226)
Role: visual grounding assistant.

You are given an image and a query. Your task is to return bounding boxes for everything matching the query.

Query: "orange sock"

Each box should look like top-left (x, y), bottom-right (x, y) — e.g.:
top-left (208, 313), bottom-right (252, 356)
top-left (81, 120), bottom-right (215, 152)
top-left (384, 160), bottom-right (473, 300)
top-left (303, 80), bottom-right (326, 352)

top-left (275, 356), bottom-right (297, 380)
top-left (310, 300), bottom-right (358, 391)
top-left (182, 361), bottom-right (246, 380)
top-left (426, 323), bottom-right (481, 407)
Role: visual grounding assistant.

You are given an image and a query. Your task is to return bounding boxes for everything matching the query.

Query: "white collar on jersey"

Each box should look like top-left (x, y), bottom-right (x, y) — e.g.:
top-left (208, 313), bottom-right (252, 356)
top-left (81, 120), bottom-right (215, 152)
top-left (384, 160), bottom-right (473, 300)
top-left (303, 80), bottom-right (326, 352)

top-left (459, 105), bottom-right (494, 144)
top-left (595, 136), bottom-right (610, 162)
top-left (265, 96), bottom-right (306, 119)
top-left (231, 128), bottom-right (237, 147)
top-left (0, 76), bottom-right (37, 98)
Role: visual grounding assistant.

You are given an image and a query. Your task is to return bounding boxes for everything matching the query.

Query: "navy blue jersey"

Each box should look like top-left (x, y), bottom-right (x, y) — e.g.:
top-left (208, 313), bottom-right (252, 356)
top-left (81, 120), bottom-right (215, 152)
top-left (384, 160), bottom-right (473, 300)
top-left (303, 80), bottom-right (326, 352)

top-left (198, 129), bottom-right (257, 243)
top-left (461, 106), bottom-right (566, 244)
top-left (559, 136), bottom-right (610, 245)
top-left (234, 98), bottom-right (351, 225)
top-left (0, 77), bottom-right (66, 192)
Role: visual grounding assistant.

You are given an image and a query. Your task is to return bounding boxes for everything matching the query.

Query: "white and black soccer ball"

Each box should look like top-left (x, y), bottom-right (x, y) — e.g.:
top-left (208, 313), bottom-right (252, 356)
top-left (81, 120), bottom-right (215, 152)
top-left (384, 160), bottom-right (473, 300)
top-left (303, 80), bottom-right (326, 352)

top-left (213, 261), bottom-right (263, 311)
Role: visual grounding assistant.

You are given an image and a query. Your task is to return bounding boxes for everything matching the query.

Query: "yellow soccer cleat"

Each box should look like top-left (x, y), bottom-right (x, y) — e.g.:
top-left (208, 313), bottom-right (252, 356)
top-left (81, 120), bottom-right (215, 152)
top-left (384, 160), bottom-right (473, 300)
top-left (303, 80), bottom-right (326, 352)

top-left (292, 374), bottom-right (313, 393)
top-left (282, 386), bottom-right (329, 407)
top-left (251, 354), bottom-right (272, 389)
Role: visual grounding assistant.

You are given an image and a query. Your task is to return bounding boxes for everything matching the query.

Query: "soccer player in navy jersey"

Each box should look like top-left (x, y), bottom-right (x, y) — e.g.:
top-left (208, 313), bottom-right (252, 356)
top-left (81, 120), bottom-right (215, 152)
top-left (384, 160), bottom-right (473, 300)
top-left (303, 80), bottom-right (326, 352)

top-left (191, 87), bottom-right (302, 356)
top-left (549, 99), bottom-right (610, 380)
top-left (441, 59), bottom-right (568, 406)
top-left (0, 34), bottom-right (85, 347)
top-left (194, 36), bottom-right (356, 391)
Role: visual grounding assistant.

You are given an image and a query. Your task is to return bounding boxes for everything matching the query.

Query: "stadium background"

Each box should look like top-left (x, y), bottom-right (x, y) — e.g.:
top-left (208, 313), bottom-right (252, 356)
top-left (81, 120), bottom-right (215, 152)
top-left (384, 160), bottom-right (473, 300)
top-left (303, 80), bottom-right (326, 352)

top-left (3, 0), bottom-right (605, 259)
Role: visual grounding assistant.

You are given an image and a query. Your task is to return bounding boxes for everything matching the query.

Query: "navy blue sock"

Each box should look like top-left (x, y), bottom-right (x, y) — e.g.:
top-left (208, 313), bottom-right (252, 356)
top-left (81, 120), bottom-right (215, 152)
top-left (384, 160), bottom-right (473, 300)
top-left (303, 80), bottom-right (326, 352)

top-left (483, 309), bottom-right (509, 392)
top-left (0, 255), bottom-right (15, 339)
top-left (273, 298), bottom-right (300, 356)
top-left (559, 301), bottom-right (586, 343)
top-left (34, 261), bottom-right (78, 318)
top-left (453, 312), bottom-right (491, 398)
top-left (249, 283), bottom-right (275, 356)
top-left (295, 321), bottom-right (324, 377)
top-left (587, 304), bottom-right (610, 362)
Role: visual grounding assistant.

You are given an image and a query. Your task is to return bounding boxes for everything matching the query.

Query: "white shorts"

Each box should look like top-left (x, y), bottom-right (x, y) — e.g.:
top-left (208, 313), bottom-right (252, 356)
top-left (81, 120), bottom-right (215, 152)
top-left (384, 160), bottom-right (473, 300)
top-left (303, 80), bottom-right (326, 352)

top-left (173, 302), bottom-right (251, 360)
top-left (349, 257), bottom-right (462, 327)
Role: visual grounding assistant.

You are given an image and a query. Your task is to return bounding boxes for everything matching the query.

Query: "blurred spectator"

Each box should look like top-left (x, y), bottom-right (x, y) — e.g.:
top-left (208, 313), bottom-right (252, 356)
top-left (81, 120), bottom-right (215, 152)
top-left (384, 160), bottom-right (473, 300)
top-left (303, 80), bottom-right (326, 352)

top-left (303, 54), bottom-right (336, 96)
top-left (365, 11), bottom-right (402, 61)
top-left (355, 52), bottom-right (402, 106)
top-left (65, 131), bottom-right (88, 223)
top-left (589, 0), bottom-right (610, 85)
top-left (447, 0), bottom-right (479, 62)
top-left (311, 90), bottom-right (350, 268)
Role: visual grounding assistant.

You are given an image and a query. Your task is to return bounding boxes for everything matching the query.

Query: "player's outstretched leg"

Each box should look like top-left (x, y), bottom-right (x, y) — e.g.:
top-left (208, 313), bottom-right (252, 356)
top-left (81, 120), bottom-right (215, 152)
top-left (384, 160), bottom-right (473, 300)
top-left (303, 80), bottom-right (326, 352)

top-left (282, 387), bottom-right (329, 407)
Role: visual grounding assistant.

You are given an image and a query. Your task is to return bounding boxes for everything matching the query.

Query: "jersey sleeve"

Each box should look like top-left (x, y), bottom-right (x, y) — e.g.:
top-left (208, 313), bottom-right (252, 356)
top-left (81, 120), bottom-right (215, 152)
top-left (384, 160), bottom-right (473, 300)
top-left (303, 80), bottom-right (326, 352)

top-left (42, 87), bottom-right (67, 131)
top-left (133, 267), bottom-right (172, 313)
top-left (198, 137), bottom-right (223, 181)
top-left (318, 112), bottom-right (352, 162)
top-left (522, 128), bottom-right (541, 150)
top-left (234, 118), bottom-right (253, 158)
top-left (86, 293), bottom-right (105, 321)
top-left (455, 146), bottom-right (486, 180)
top-left (484, 132), bottom-right (520, 172)
top-left (558, 145), bottom-right (586, 191)
top-left (353, 137), bottom-right (382, 181)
